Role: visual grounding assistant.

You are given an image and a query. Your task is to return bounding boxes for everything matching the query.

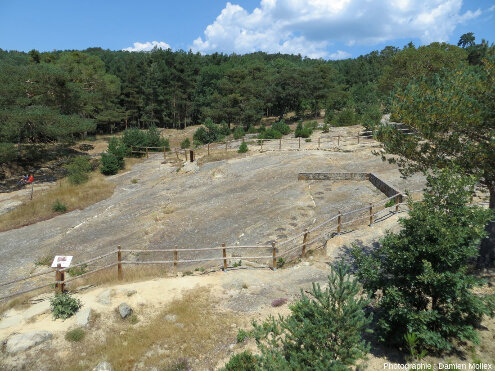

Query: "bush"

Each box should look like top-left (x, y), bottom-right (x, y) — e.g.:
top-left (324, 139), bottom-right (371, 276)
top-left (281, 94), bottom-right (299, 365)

top-left (100, 152), bottom-right (120, 175)
top-left (107, 137), bottom-right (126, 168)
top-left (233, 126), bottom-right (245, 140)
top-left (225, 263), bottom-right (371, 369)
top-left (271, 120), bottom-right (291, 135)
top-left (237, 329), bottom-right (250, 343)
top-left (65, 328), bottom-right (85, 342)
top-left (352, 168), bottom-right (495, 353)
top-left (304, 121), bottom-right (318, 130)
top-left (238, 142), bottom-right (248, 153)
top-left (193, 118), bottom-right (224, 145)
top-left (50, 292), bottom-right (82, 319)
top-left (247, 125), bottom-right (258, 134)
top-left (180, 138), bottom-right (190, 149)
top-left (0, 142), bottom-right (16, 164)
top-left (258, 128), bottom-right (282, 140)
top-left (333, 108), bottom-right (359, 127)
top-left (122, 128), bottom-right (147, 149)
top-left (294, 122), bottom-right (312, 138)
top-left (65, 156), bottom-right (92, 185)
top-left (52, 199), bottom-right (67, 213)
top-left (67, 264), bottom-right (87, 277)
top-left (222, 351), bottom-right (257, 371)
top-left (220, 121), bottom-right (231, 136)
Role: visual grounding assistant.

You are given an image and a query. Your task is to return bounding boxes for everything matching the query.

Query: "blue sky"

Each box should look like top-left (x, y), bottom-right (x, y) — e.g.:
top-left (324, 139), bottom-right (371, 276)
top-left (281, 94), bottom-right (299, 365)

top-left (0, 0), bottom-right (494, 59)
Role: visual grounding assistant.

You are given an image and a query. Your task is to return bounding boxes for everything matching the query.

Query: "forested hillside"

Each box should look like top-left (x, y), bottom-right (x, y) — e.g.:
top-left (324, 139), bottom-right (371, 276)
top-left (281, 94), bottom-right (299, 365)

top-left (0, 35), bottom-right (491, 166)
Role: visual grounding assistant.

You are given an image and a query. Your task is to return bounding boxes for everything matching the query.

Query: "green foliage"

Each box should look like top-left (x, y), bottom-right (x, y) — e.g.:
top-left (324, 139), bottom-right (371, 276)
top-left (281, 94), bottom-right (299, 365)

top-left (67, 264), bottom-right (87, 277)
top-left (384, 198), bottom-right (395, 208)
top-left (237, 329), bottom-right (250, 343)
top-left (304, 121), bottom-right (318, 130)
top-left (294, 122), bottom-right (312, 138)
top-left (226, 263), bottom-right (371, 369)
top-left (277, 257), bottom-right (285, 268)
top-left (404, 332), bottom-right (427, 361)
top-left (220, 121), bottom-right (231, 136)
top-left (122, 128), bottom-right (147, 148)
top-left (330, 108), bottom-right (359, 127)
top-left (258, 128), bottom-right (283, 140)
top-left (180, 138), bottom-right (190, 149)
top-left (271, 120), bottom-right (291, 135)
top-left (65, 156), bottom-right (92, 185)
top-left (352, 169), bottom-right (495, 352)
top-left (322, 123), bottom-right (330, 133)
top-left (233, 260), bottom-right (242, 268)
top-left (121, 126), bottom-right (168, 151)
top-left (65, 328), bottom-right (85, 342)
top-left (222, 351), bottom-right (257, 371)
top-left (238, 142), bottom-right (248, 153)
top-left (0, 142), bottom-right (16, 164)
top-left (100, 152), bottom-right (120, 175)
top-left (193, 118), bottom-right (224, 145)
top-left (50, 292), bottom-right (82, 319)
top-left (52, 199), bottom-right (67, 213)
top-left (35, 255), bottom-right (52, 267)
top-left (233, 126), bottom-right (245, 140)
top-left (247, 125), bottom-right (258, 134)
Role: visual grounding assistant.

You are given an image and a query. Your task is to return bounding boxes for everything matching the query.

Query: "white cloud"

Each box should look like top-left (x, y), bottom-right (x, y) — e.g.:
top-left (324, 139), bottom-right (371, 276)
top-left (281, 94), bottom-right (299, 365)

top-left (123, 41), bottom-right (171, 52)
top-left (191, 0), bottom-right (482, 58)
top-left (329, 50), bottom-right (352, 60)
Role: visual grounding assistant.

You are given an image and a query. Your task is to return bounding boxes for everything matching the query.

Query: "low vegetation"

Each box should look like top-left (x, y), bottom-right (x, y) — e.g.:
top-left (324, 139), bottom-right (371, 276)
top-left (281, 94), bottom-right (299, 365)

top-left (50, 292), bottom-right (82, 320)
top-left (0, 173), bottom-right (115, 231)
top-left (65, 328), bottom-right (85, 342)
top-left (238, 142), bottom-right (248, 153)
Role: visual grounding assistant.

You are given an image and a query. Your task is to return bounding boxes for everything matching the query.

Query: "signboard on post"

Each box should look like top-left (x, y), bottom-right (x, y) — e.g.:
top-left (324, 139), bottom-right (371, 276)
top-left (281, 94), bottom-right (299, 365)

top-left (51, 256), bottom-right (73, 268)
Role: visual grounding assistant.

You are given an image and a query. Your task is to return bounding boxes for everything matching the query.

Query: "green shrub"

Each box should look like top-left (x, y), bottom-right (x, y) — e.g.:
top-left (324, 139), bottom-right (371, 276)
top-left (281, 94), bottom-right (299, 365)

top-left (67, 264), bottom-right (87, 277)
top-left (237, 329), bottom-right (250, 343)
top-left (352, 168), bottom-right (495, 353)
top-left (193, 118), bottom-right (224, 145)
top-left (50, 292), bottom-right (82, 319)
top-left (65, 328), bottom-right (85, 342)
top-left (294, 122), bottom-right (312, 138)
top-left (322, 123), bottom-right (330, 133)
top-left (220, 121), bottom-right (231, 136)
top-left (35, 255), bottom-right (52, 267)
top-left (277, 257), bottom-right (285, 268)
top-left (258, 128), bottom-right (282, 140)
top-left (226, 263), bottom-right (371, 369)
top-left (180, 138), bottom-right (190, 149)
top-left (247, 125), bottom-right (258, 134)
top-left (100, 152), bottom-right (120, 175)
top-left (65, 156), bottom-right (92, 185)
top-left (384, 198), bottom-right (395, 208)
top-left (233, 126), bottom-right (245, 140)
top-left (122, 128), bottom-right (147, 148)
top-left (304, 121), bottom-right (318, 130)
top-left (271, 120), bottom-right (291, 135)
top-left (332, 108), bottom-right (359, 127)
top-left (107, 137), bottom-right (126, 168)
top-left (238, 142), bottom-right (248, 153)
top-left (0, 142), bottom-right (17, 164)
top-left (222, 351), bottom-right (257, 371)
top-left (52, 199), bottom-right (67, 212)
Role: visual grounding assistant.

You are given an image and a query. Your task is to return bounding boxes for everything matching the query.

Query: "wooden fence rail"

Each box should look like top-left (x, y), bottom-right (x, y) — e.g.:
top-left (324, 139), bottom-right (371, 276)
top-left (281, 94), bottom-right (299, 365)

top-left (0, 190), bottom-right (422, 302)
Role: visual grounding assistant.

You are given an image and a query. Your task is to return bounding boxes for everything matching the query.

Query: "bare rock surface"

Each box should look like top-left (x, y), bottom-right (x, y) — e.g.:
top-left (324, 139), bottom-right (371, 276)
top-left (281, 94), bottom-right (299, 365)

top-left (5, 331), bottom-right (52, 354)
top-left (75, 307), bottom-right (91, 327)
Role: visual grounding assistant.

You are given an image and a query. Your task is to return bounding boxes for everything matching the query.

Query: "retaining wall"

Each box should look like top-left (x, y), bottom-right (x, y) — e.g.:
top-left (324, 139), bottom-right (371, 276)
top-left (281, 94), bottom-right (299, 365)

top-left (368, 173), bottom-right (403, 201)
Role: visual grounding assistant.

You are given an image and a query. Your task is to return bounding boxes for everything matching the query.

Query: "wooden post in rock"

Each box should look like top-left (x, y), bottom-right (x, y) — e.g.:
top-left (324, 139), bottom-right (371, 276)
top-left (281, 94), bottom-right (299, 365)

top-left (222, 243), bottom-right (227, 271)
top-left (260, 140), bottom-right (263, 151)
top-left (338, 135), bottom-right (340, 146)
top-left (146, 147), bottom-right (149, 158)
top-left (318, 137), bottom-right (320, 149)
top-left (174, 246), bottom-right (178, 270)
top-left (184, 150), bottom-right (187, 162)
top-left (225, 142), bottom-right (228, 152)
top-left (207, 143), bottom-right (210, 156)
top-left (30, 182), bottom-right (34, 200)
top-left (163, 146), bottom-right (166, 159)
top-left (189, 150), bottom-right (194, 162)
top-left (395, 195), bottom-right (400, 213)
top-left (369, 203), bottom-right (373, 226)
top-left (175, 149), bottom-right (179, 160)
top-left (357, 134), bottom-right (360, 144)
top-left (302, 229), bottom-right (309, 257)
top-left (298, 137), bottom-right (301, 150)
top-left (55, 263), bottom-right (64, 294)
top-left (55, 264), bottom-right (60, 294)
top-left (337, 211), bottom-right (342, 233)
top-left (272, 242), bottom-right (277, 271)
top-left (117, 245), bottom-right (123, 281)
top-left (279, 138), bottom-right (282, 150)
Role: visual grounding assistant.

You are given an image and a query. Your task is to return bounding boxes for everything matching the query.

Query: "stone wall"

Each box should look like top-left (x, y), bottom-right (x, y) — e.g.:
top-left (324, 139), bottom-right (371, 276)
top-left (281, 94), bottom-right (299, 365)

top-left (368, 173), bottom-right (403, 201)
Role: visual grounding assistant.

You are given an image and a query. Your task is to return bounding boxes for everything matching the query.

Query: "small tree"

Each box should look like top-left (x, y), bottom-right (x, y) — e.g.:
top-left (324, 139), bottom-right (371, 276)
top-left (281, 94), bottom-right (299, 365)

top-left (238, 142), bottom-right (248, 153)
top-left (272, 120), bottom-right (291, 135)
top-left (238, 263), bottom-right (372, 369)
top-left (352, 168), bottom-right (495, 352)
top-left (233, 126), bottom-right (245, 140)
top-left (294, 122), bottom-right (312, 138)
top-left (107, 137), bottom-right (126, 169)
top-left (180, 138), bottom-right (190, 149)
top-left (100, 152), bottom-right (120, 175)
top-left (65, 156), bottom-right (92, 185)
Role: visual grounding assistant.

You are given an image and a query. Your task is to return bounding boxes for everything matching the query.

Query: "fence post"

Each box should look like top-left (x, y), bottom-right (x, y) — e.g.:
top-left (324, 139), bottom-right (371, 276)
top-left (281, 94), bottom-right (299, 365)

top-left (175, 149), bottom-right (179, 160)
top-left (395, 195), bottom-right (400, 213)
top-left (357, 134), bottom-right (360, 144)
top-left (117, 245), bottom-right (123, 281)
top-left (208, 143), bottom-right (210, 156)
top-left (279, 138), bottom-right (282, 151)
top-left (174, 246), bottom-right (178, 270)
top-left (163, 146), bottom-right (166, 159)
top-left (55, 263), bottom-right (64, 294)
top-left (225, 142), bottom-right (228, 152)
top-left (146, 147), bottom-right (149, 158)
top-left (369, 203), bottom-right (373, 226)
top-left (302, 229), bottom-right (309, 257)
top-left (184, 150), bottom-right (187, 162)
top-left (260, 139), bottom-right (263, 151)
top-left (298, 137), bottom-right (301, 150)
top-left (318, 137), bottom-right (320, 149)
top-left (337, 211), bottom-right (342, 233)
top-left (189, 150), bottom-right (194, 162)
top-left (30, 182), bottom-right (34, 200)
top-left (222, 243), bottom-right (227, 271)
top-left (338, 135), bottom-right (340, 146)
top-left (272, 242), bottom-right (277, 271)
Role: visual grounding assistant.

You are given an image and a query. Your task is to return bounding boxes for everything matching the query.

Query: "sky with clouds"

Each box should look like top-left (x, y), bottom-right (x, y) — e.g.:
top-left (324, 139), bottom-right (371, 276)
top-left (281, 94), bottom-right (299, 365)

top-left (0, 0), bottom-right (494, 59)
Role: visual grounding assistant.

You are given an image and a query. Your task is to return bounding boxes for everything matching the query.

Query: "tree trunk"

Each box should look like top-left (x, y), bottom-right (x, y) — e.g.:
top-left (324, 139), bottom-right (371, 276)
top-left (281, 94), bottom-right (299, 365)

top-left (477, 183), bottom-right (495, 268)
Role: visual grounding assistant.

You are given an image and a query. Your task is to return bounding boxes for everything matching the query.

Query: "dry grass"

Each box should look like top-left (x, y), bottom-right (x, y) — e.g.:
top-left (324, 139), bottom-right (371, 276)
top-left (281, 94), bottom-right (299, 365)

top-left (0, 173), bottom-right (115, 232)
top-left (197, 150), bottom-right (247, 166)
top-left (59, 287), bottom-right (236, 370)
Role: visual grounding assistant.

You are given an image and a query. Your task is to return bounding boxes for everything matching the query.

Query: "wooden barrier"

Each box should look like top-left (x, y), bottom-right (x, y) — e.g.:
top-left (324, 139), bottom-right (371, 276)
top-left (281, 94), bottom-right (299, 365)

top-left (222, 243), bottom-right (227, 271)
top-left (174, 246), bottom-right (178, 269)
top-left (117, 245), bottom-right (122, 281)
top-left (369, 203), bottom-right (373, 226)
top-left (337, 211), bottom-right (342, 233)
top-left (272, 242), bottom-right (277, 270)
top-left (302, 229), bottom-right (308, 257)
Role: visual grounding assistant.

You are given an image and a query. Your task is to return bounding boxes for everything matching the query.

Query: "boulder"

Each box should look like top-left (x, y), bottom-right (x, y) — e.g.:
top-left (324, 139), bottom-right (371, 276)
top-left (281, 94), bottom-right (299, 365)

top-left (0, 314), bottom-right (22, 329)
top-left (97, 289), bottom-right (113, 305)
top-left (118, 303), bottom-right (132, 319)
top-left (164, 314), bottom-right (177, 322)
top-left (76, 307), bottom-right (92, 327)
top-left (5, 331), bottom-right (52, 354)
top-left (93, 361), bottom-right (114, 371)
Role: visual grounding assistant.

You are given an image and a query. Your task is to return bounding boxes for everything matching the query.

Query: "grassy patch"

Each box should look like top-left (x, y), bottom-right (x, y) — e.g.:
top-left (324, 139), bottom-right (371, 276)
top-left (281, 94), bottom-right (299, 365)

top-left (65, 328), bottom-right (85, 342)
top-left (0, 173), bottom-right (115, 232)
top-left (197, 150), bottom-right (245, 166)
top-left (35, 255), bottom-right (52, 267)
top-left (58, 288), bottom-right (236, 370)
